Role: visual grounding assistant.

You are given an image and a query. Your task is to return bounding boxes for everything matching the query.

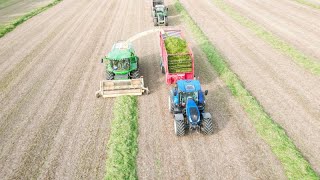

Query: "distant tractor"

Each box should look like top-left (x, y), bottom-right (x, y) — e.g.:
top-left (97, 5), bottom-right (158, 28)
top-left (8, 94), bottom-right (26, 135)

top-left (169, 80), bottom-right (213, 136)
top-left (151, 0), bottom-right (168, 26)
top-left (96, 41), bottom-right (149, 98)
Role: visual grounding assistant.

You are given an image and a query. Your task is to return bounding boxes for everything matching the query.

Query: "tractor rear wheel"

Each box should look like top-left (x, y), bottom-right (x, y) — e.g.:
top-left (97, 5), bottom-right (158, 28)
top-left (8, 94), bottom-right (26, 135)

top-left (201, 117), bottom-right (214, 135)
top-left (174, 120), bottom-right (185, 136)
top-left (131, 68), bottom-right (140, 79)
top-left (106, 71), bottom-right (114, 80)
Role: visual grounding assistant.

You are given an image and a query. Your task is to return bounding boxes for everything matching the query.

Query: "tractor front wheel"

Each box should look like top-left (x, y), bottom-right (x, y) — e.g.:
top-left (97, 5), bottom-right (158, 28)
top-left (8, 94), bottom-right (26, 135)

top-left (131, 68), bottom-right (140, 79)
top-left (201, 118), bottom-right (214, 135)
top-left (106, 71), bottom-right (114, 80)
top-left (174, 120), bottom-right (185, 136)
top-left (168, 96), bottom-right (174, 113)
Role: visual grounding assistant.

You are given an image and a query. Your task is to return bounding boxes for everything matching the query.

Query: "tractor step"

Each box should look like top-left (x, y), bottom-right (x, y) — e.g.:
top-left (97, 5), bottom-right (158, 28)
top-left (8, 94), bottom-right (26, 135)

top-left (96, 78), bottom-right (149, 98)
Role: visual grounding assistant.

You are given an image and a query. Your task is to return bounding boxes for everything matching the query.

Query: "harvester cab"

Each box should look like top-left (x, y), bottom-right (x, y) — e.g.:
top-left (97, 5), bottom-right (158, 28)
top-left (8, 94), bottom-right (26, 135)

top-left (151, 0), bottom-right (168, 26)
top-left (96, 41), bottom-right (149, 98)
top-left (104, 42), bottom-right (139, 80)
top-left (169, 80), bottom-right (213, 136)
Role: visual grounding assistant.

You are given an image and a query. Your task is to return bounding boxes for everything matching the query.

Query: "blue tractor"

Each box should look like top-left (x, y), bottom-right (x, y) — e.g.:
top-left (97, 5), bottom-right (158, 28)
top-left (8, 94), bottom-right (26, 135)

top-left (169, 80), bottom-right (213, 136)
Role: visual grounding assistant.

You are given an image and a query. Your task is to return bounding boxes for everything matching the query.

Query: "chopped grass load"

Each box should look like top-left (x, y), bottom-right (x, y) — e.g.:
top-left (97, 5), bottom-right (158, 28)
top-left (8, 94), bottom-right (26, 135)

top-left (175, 1), bottom-right (319, 179)
top-left (0, 0), bottom-right (63, 38)
top-left (105, 96), bottom-right (138, 180)
top-left (165, 37), bottom-right (192, 73)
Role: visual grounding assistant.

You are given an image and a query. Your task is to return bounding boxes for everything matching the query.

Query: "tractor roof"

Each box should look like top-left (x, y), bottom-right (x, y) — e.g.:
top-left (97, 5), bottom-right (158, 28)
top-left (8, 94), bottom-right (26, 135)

top-left (155, 5), bottom-right (166, 12)
top-left (107, 41), bottom-right (135, 60)
top-left (177, 80), bottom-right (202, 93)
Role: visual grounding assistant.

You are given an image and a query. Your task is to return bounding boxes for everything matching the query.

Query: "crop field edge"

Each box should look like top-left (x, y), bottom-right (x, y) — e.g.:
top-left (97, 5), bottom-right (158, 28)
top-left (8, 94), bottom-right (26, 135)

top-left (104, 96), bottom-right (138, 180)
top-left (0, 0), bottom-right (63, 38)
top-left (210, 0), bottom-right (320, 76)
top-left (175, 0), bottom-right (319, 179)
top-left (292, 0), bottom-right (320, 10)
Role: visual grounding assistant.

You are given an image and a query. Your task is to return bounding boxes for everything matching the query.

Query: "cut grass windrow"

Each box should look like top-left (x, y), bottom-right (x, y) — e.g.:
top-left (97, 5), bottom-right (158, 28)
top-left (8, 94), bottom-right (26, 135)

top-left (175, 1), bottom-right (319, 179)
top-left (292, 0), bottom-right (320, 10)
top-left (0, 0), bottom-right (63, 38)
top-left (210, 0), bottom-right (320, 76)
top-left (105, 96), bottom-right (138, 180)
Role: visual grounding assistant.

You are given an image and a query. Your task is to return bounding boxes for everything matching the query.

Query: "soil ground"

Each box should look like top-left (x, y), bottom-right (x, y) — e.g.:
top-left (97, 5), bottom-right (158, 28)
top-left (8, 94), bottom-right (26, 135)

top-left (0, 0), bottom-right (305, 179)
top-left (136, 0), bottom-right (285, 179)
top-left (181, 0), bottom-right (320, 174)
top-left (0, 0), bottom-right (52, 24)
top-left (224, 0), bottom-right (320, 61)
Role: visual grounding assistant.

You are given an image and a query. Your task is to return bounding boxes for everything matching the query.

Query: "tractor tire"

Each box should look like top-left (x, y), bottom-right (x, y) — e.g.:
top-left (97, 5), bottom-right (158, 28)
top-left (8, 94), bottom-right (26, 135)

top-left (153, 18), bottom-right (158, 26)
top-left (168, 96), bottom-right (174, 113)
top-left (201, 117), bottom-right (214, 135)
top-left (106, 71), bottom-right (114, 80)
top-left (174, 120), bottom-right (185, 136)
top-left (131, 68), bottom-right (140, 79)
top-left (161, 64), bottom-right (165, 74)
top-left (165, 17), bottom-right (168, 26)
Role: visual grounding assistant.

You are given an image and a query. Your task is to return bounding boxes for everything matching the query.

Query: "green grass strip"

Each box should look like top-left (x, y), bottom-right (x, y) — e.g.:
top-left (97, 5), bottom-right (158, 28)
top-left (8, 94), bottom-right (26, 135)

top-left (209, 0), bottom-right (320, 76)
top-left (0, 0), bottom-right (63, 38)
top-left (293, 0), bottom-right (320, 10)
top-left (175, 1), bottom-right (319, 179)
top-left (105, 96), bottom-right (138, 180)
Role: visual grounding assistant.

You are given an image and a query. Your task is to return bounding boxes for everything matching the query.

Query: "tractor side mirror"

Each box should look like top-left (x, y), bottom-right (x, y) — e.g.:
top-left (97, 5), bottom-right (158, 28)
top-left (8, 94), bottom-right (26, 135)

top-left (101, 58), bottom-right (104, 63)
top-left (204, 90), bottom-right (208, 96)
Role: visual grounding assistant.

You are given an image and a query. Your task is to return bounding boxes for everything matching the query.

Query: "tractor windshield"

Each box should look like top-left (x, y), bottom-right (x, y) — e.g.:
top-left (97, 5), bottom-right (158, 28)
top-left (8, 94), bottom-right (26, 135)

top-left (110, 59), bottom-right (130, 71)
top-left (156, 7), bottom-right (164, 12)
top-left (180, 91), bottom-right (199, 104)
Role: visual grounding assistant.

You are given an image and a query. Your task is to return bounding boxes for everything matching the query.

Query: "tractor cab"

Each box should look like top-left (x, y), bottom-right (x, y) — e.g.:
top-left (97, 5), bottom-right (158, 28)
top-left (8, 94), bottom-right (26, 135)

top-left (169, 80), bottom-right (213, 136)
top-left (155, 5), bottom-right (167, 14)
top-left (172, 80), bottom-right (207, 111)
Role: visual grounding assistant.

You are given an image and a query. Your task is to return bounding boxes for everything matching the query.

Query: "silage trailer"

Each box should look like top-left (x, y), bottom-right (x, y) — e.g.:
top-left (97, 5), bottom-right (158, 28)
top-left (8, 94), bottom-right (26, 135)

top-left (159, 30), bottom-right (195, 85)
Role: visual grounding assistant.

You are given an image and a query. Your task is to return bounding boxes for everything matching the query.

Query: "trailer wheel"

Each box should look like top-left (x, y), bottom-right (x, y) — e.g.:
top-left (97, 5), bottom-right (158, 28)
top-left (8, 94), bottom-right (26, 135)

top-left (174, 120), bottom-right (185, 136)
top-left (161, 65), bottom-right (165, 74)
top-left (201, 117), bottom-right (214, 135)
top-left (106, 71), bottom-right (114, 80)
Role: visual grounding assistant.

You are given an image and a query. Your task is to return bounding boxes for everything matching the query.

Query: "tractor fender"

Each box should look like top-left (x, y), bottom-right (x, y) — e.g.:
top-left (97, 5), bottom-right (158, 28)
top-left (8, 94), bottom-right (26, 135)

top-left (174, 113), bottom-right (184, 122)
top-left (201, 112), bottom-right (212, 119)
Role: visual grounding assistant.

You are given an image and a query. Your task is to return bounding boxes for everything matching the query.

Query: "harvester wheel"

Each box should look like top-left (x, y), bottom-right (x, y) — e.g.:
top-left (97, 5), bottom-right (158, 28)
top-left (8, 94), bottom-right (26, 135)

top-left (106, 71), bottom-right (114, 80)
top-left (131, 68), bottom-right (140, 79)
top-left (153, 18), bottom-right (158, 26)
top-left (201, 118), bottom-right (214, 135)
top-left (174, 120), bottom-right (185, 136)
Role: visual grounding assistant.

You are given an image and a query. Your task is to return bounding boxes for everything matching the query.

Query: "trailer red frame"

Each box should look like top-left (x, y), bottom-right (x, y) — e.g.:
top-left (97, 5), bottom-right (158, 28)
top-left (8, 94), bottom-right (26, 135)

top-left (160, 29), bottom-right (195, 85)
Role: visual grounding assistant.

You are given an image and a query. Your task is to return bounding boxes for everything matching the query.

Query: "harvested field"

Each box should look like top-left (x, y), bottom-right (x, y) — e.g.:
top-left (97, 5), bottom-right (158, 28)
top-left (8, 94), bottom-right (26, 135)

top-left (1, 0), bottom-right (318, 179)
